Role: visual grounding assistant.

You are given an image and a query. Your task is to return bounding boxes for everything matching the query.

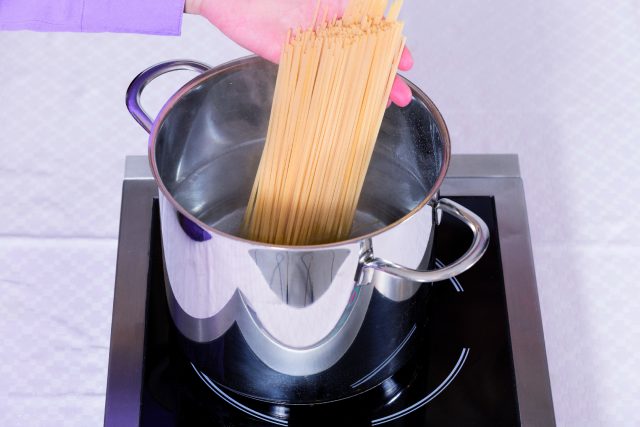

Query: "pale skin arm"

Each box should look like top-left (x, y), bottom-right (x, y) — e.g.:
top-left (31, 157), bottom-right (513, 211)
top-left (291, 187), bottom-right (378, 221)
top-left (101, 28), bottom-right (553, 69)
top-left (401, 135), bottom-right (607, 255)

top-left (185, 0), bottom-right (414, 107)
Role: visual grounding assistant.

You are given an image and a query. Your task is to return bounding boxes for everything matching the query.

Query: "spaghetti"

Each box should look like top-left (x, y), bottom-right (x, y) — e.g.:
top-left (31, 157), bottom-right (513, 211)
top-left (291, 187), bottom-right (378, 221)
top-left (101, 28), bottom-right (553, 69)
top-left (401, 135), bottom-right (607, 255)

top-left (243, 0), bottom-right (406, 245)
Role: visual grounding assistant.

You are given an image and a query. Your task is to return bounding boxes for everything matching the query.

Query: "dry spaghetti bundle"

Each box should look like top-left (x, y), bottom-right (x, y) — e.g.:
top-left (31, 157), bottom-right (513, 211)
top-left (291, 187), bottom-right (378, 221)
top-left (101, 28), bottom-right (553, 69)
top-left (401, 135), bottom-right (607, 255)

top-left (243, 0), bottom-right (406, 245)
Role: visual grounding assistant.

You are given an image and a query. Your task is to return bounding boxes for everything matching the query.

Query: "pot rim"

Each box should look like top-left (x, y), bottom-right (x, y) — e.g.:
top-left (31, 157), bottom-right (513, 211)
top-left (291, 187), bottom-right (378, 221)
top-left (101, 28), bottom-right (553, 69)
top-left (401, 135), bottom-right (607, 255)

top-left (148, 55), bottom-right (451, 250)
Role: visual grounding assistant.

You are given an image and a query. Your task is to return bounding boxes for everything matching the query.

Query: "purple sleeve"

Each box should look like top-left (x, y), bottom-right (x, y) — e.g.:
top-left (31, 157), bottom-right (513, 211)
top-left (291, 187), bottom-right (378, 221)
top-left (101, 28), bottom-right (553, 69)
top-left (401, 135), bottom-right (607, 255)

top-left (0, 0), bottom-right (185, 35)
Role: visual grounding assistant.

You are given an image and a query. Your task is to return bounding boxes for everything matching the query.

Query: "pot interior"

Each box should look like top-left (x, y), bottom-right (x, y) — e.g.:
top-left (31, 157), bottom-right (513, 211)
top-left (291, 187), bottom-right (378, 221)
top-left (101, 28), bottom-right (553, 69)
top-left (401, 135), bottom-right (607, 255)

top-left (153, 57), bottom-right (448, 241)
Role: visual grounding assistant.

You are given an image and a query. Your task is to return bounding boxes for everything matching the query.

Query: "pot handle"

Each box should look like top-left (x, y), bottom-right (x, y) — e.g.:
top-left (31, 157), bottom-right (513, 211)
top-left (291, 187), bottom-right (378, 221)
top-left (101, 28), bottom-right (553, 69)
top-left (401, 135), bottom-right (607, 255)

top-left (126, 60), bottom-right (211, 133)
top-left (362, 198), bottom-right (490, 283)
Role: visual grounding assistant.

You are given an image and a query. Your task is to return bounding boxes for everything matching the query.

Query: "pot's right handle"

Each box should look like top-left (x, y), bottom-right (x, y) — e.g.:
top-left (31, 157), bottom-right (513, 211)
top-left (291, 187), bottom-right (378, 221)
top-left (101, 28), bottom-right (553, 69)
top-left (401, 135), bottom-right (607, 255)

top-left (362, 198), bottom-right (490, 283)
top-left (126, 60), bottom-right (211, 133)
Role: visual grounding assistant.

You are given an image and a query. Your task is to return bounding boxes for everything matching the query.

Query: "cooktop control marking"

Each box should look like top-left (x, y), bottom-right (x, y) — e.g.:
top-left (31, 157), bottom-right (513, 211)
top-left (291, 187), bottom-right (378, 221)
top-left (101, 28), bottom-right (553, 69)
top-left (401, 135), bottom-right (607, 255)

top-left (192, 364), bottom-right (289, 426)
top-left (371, 347), bottom-right (471, 425)
top-left (351, 324), bottom-right (418, 389)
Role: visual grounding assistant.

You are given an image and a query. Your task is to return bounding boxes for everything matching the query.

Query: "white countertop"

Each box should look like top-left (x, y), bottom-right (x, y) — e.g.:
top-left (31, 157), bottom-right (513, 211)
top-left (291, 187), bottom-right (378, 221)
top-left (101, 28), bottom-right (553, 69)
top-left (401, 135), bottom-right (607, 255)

top-left (0, 2), bottom-right (638, 426)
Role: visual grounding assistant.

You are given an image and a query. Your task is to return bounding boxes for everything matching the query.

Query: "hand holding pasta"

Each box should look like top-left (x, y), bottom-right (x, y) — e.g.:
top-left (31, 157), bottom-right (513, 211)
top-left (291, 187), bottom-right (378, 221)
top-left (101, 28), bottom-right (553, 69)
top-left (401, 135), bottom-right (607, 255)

top-left (243, 0), bottom-right (409, 245)
top-left (185, 0), bottom-right (413, 106)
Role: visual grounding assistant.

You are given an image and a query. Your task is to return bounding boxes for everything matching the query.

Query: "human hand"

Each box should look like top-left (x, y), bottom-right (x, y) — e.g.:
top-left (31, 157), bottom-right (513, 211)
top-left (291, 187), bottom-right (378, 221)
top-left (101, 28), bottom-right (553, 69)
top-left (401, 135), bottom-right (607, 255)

top-left (185, 0), bottom-right (414, 107)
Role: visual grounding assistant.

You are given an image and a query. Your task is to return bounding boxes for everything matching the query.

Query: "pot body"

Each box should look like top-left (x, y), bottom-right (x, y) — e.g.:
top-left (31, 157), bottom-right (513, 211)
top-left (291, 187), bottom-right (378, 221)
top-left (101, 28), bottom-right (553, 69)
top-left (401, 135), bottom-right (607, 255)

top-left (127, 56), bottom-right (488, 404)
top-left (159, 189), bottom-right (434, 402)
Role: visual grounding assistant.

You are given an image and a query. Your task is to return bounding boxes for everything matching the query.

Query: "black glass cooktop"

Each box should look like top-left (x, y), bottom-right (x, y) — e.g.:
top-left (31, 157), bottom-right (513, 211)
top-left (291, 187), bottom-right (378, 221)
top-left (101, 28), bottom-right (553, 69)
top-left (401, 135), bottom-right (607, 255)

top-left (105, 155), bottom-right (555, 427)
top-left (135, 197), bottom-right (517, 426)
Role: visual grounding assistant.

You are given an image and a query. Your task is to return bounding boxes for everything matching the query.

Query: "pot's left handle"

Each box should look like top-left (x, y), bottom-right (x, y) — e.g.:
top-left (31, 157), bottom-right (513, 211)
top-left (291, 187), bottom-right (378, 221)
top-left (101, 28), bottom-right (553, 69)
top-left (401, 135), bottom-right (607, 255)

top-left (126, 60), bottom-right (212, 243)
top-left (126, 60), bottom-right (211, 133)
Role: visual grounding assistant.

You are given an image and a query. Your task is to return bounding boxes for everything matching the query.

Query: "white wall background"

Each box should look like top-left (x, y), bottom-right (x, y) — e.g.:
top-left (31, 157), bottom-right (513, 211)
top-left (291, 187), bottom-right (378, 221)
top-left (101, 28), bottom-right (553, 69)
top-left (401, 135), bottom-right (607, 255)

top-left (0, 1), bottom-right (638, 426)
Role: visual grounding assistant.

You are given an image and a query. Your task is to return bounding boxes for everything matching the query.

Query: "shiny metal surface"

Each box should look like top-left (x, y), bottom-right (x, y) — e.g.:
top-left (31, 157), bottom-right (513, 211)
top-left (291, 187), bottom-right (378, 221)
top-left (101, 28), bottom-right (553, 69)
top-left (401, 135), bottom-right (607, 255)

top-left (163, 263), bottom-right (377, 377)
top-left (125, 56), bottom-right (489, 401)
top-left (126, 60), bottom-right (211, 133)
top-left (362, 198), bottom-right (490, 285)
top-left (249, 248), bottom-right (351, 307)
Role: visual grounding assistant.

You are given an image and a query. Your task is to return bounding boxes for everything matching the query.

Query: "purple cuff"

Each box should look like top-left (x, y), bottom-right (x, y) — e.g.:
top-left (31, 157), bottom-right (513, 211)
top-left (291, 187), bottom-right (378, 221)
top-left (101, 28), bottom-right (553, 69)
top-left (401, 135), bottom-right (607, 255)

top-left (82, 0), bottom-right (184, 35)
top-left (0, 0), bottom-right (185, 35)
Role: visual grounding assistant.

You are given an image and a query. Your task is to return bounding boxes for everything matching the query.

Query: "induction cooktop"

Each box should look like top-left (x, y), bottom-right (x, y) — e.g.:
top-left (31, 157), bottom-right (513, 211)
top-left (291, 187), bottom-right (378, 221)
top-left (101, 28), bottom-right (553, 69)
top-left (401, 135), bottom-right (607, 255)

top-left (104, 154), bottom-right (555, 426)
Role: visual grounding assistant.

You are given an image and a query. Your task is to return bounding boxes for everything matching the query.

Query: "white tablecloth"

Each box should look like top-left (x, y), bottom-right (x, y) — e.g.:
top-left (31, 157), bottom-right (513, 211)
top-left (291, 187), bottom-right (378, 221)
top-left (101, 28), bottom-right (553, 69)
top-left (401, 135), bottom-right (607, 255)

top-left (0, 2), bottom-right (638, 426)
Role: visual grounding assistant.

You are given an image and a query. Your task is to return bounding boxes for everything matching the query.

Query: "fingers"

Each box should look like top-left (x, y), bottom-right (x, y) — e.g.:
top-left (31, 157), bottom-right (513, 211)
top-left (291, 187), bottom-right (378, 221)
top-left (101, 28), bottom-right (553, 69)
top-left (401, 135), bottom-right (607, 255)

top-left (389, 76), bottom-right (412, 107)
top-left (388, 47), bottom-right (413, 107)
top-left (398, 47), bottom-right (413, 71)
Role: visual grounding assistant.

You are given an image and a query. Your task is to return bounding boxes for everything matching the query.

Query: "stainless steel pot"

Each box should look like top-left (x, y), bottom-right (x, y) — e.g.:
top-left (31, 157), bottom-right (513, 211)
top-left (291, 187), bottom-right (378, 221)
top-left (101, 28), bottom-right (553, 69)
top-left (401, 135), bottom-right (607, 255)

top-left (126, 56), bottom-right (489, 404)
